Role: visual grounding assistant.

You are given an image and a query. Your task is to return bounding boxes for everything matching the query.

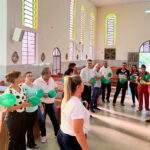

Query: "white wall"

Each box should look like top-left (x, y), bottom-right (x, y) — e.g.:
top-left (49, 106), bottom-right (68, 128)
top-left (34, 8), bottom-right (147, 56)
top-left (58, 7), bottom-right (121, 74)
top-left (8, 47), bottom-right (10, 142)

top-left (0, 0), bottom-right (7, 79)
top-left (6, 0), bottom-right (97, 65)
top-left (96, 2), bottom-right (150, 61)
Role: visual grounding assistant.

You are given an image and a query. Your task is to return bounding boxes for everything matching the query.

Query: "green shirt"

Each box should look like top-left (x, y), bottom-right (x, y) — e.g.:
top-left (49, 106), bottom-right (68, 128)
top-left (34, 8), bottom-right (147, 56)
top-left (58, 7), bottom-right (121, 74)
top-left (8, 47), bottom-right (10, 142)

top-left (23, 83), bottom-right (38, 113)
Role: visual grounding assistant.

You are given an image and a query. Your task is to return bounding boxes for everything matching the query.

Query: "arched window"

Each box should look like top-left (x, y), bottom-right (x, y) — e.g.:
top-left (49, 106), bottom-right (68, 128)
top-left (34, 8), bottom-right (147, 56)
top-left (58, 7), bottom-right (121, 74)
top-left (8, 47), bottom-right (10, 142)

top-left (52, 48), bottom-right (61, 75)
top-left (140, 41), bottom-right (150, 52)
top-left (139, 41), bottom-right (150, 72)
top-left (69, 0), bottom-right (76, 61)
top-left (22, 0), bottom-right (38, 29)
top-left (89, 12), bottom-right (95, 59)
top-left (80, 5), bottom-right (85, 60)
top-left (105, 14), bottom-right (117, 46)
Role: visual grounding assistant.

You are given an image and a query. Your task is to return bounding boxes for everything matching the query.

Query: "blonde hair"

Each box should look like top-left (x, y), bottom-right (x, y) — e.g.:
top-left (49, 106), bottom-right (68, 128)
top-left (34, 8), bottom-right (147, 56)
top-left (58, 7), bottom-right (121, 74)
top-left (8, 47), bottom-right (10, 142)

top-left (64, 75), bottom-right (82, 104)
top-left (94, 63), bottom-right (100, 70)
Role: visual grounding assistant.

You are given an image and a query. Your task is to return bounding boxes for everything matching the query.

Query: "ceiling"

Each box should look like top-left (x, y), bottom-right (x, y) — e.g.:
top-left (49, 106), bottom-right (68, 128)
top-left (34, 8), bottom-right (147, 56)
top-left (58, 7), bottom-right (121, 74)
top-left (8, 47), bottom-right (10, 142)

top-left (89, 0), bottom-right (150, 7)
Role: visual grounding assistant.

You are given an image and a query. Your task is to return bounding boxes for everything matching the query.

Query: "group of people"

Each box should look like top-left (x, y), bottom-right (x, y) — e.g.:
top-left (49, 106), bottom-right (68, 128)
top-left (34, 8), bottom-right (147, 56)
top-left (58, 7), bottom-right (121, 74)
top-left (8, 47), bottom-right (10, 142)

top-left (2, 60), bottom-right (150, 150)
top-left (4, 67), bottom-right (60, 150)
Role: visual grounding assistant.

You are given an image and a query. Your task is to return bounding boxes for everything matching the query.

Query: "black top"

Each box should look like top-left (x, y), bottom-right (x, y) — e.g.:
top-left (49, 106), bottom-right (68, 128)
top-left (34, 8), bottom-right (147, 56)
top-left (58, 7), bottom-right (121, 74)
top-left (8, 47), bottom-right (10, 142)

top-left (116, 68), bottom-right (130, 80)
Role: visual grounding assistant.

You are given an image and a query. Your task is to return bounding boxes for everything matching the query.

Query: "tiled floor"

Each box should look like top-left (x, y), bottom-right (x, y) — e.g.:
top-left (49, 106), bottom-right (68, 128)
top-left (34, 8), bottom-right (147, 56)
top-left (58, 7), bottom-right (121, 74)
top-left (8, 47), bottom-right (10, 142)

top-left (28, 87), bottom-right (150, 150)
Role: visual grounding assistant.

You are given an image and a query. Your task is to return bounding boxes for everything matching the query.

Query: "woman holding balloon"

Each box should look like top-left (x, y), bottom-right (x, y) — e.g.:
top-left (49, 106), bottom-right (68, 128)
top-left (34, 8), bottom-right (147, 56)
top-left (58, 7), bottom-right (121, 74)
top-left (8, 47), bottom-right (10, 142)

top-left (23, 72), bottom-right (44, 149)
top-left (129, 65), bottom-right (139, 107)
top-left (136, 64), bottom-right (149, 112)
top-left (4, 70), bottom-right (32, 150)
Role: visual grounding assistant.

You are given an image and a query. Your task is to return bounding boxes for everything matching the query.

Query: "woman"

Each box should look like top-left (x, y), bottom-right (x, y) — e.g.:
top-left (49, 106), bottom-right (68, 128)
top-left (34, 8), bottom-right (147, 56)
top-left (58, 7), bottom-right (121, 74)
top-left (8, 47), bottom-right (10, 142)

top-left (136, 64), bottom-right (149, 112)
top-left (23, 72), bottom-right (44, 149)
top-left (62, 68), bottom-right (74, 83)
top-left (4, 70), bottom-right (32, 150)
top-left (57, 75), bottom-right (90, 150)
top-left (129, 65), bottom-right (139, 107)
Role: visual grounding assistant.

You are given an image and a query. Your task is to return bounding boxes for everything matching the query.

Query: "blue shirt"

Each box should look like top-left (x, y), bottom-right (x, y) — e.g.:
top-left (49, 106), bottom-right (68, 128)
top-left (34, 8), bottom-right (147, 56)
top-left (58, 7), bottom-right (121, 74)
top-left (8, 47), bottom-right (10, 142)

top-left (23, 83), bottom-right (38, 113)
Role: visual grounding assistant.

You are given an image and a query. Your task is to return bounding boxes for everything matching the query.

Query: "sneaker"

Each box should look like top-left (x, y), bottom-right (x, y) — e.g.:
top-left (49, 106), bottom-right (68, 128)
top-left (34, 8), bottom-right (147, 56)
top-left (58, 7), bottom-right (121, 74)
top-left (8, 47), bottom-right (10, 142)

top-left (136, 109), bottom-right (142, 112)
top-left (94, 107), bottom-right (101, 111)
top-left (41, 136), bottom-right (47, 143)
top-left (145, 119), bottom-right (150, 122)
top-left (112, 103), bottom-right (116, 106)
top-left (90, 109), bottom-right (95, 113)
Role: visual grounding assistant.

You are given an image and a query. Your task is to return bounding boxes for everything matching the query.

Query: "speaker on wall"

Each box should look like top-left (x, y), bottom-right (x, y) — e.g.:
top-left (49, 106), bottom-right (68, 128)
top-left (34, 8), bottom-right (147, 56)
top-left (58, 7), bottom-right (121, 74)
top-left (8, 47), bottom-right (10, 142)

top-left (12, 28), bottom-right (25, 42)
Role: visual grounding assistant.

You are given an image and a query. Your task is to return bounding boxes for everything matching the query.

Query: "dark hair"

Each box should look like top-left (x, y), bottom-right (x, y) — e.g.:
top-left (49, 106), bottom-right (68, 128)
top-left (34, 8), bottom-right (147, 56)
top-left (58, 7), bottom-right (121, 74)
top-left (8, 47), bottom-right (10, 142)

top-left (131, 65), bottom-right (138, 74)
top-left (68, 63), bottom-right (76, 69)
top-left (64, 68), bottom-right (74, 76)
top-left (122, 62), bottom-right (127, 65)
top-left (86, 59), bottom-right (92, 63)
top-left (5, 70), bottom-right (21, 83)
top-left (41, 67), bottom-right (50, 76)
top-left (24, 71), bottom-right (32, 77)
top-left (141, 64), bottom-right (146, 68)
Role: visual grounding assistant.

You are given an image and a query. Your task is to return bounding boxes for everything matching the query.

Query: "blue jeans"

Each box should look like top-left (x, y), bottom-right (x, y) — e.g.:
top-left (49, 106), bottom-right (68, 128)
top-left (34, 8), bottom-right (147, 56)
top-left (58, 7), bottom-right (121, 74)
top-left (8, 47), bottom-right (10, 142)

top-left (38, 103), bottom-right (60, 136)
top-left (90, 87), bottom-right (100, 109)
top-left (57, 129), bottom-right (82, 150)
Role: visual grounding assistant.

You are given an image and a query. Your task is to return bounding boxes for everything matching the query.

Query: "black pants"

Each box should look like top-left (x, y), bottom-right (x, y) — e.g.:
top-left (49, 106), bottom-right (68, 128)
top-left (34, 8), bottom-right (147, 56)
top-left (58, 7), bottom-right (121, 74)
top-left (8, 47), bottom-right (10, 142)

top-left (57, 129), bottom-right (82, 150)
top-left (5, 111), bottom-right (27, 150)
top-left (129, 82), bottom-right (138, 104)
top-left (81, 85), bottom-right (91, 108)
top-left (38, 103), bottom-right (60, 137)
top-left (101, 83), bottom-right (111, 101)
top-left (113, 82), bottom-right (128, 104)
top-left (26, 110), bottom-right (38, 148)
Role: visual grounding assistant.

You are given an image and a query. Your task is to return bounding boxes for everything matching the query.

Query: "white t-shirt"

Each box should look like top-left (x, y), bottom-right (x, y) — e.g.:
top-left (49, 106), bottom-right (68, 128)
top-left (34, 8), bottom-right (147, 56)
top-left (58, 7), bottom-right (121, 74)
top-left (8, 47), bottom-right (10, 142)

top-left (34, 77), bottom-right (57, 104)
top-left (80, 67), bottom-right (93, 86)
top-left (60, 96), bottom-right (90, 136)
top-left (92, 69), bottom-right (102, 87)
top-left (100, 66), bottom-right (113, 79)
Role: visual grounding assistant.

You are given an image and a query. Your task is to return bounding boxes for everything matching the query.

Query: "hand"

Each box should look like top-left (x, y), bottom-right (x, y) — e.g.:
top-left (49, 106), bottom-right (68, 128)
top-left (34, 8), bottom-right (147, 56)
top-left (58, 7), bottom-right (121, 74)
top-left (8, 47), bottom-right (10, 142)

top-left (101, 75), bottom-right (104, 79)
top-left (88, 80), bottom-right (93, 84)
top-left (83, 101), bottom-right (88, 109)
top-left (137, 82), bottom-right (141, 87)
top-left (40, 106), bottom-right (44, 115)
top-left (43, 93), bottom-right (48, 98)
top-left (22, 102), bottom-right (32, 107)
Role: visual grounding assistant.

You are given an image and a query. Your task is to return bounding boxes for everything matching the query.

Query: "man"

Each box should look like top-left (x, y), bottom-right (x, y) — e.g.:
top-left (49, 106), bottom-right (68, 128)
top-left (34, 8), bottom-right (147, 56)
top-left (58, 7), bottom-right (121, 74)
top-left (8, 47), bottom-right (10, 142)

top-left (100, 61), bottom-right (113, 103)
top-left (90, 63), bottom-right (104, 112)
top-left (34, 67), bottom-right (60, 143)
top-left (113, 62), bottom-right (130, 106)
top-left (80, 59), bottom-right (93, 107)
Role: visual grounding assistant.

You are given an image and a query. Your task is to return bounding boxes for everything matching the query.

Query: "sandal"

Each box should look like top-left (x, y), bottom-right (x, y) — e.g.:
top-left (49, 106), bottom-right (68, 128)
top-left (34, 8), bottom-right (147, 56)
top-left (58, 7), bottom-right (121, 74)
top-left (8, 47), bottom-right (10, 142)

top-left (33, 144), bottom-right (39, 149)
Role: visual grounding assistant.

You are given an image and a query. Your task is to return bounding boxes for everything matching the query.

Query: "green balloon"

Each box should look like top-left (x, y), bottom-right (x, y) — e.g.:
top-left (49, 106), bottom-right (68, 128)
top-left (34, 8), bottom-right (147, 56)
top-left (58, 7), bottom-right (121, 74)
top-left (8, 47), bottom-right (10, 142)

top-left (48, 90), bottom-right (56, 98)
top-left (90, 78), bottom-right (96, 85)
top-left (104, 78), bottom-right (110, 84)
top-left (145, 75), bottom-right (150, 81)
top-left (130, 76), bottom-right (136, 80)
top-left (81, 99), bottom-right (84, 103)
top-left (140, 79), bottom-right (145, 85)
top-left (101, 77), bottom-right (106, 83)
top-left (107, 72), bottom-right (112, 77)
top-left (28, 96), bottom-right (41, 106)
top-left (35, 89), bottom-right (44, 98)
top-left (119, 78), bottom-right (125, 84)
top-left (0, 93), bottom-right (16, 107)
